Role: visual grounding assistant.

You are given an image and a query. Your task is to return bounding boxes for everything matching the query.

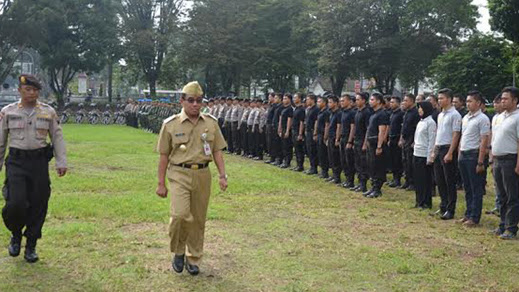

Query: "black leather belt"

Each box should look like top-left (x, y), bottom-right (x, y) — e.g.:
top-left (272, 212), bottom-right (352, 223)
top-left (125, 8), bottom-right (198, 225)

top-left (173, 163), bottom-right (209, 170)
top-left (9, 147), bottom-right (48, 158)
top-left (494, 154), bottom-right (518, 160)
top-left (461, 149), bottom-right (479, 155)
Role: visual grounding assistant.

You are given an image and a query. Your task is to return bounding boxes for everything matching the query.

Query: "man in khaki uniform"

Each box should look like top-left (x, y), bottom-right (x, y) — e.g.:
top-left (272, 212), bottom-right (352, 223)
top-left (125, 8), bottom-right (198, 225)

top-left (0, 74), bottom-right (67, 263)
top-left (156, 81), bottom-right (227, 276)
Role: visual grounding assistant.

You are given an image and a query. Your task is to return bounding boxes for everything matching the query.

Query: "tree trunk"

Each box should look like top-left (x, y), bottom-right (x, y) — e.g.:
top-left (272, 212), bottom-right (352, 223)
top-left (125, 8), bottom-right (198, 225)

top-left (331, 73), bottom-right (347, 96)
top-left (107, 62), bottom-right (113, 103)
top-left (149, 78), bottom-right (157, 98)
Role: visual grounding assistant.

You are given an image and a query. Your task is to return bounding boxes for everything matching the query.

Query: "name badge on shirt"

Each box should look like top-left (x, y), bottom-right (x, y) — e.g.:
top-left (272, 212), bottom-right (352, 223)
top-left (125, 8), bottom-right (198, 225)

top-left (201, 133), bottom-right (211, 156)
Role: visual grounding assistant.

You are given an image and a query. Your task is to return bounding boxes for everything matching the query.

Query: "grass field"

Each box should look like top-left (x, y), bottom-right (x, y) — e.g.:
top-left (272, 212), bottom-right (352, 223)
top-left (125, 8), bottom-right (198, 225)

top-left (0, 124), bottom-right (518, 292)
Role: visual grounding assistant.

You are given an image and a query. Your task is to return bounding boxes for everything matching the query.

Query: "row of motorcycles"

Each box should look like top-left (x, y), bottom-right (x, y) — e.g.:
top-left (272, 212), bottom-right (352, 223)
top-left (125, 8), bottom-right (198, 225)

top-left (59, 104), bottom-right (126, 125)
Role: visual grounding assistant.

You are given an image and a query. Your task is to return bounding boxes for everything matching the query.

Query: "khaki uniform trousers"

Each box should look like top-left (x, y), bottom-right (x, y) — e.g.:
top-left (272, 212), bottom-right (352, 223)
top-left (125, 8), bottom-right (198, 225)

top-left (168, 165), bottom-right (211, 265)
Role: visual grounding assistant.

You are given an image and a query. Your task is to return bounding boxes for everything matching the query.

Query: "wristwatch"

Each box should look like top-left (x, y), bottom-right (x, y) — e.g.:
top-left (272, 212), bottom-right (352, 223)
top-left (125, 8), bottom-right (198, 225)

top-left (477, 162), bottom-right (484, 166)
top-left (219, 174), bottom-right (228, 180)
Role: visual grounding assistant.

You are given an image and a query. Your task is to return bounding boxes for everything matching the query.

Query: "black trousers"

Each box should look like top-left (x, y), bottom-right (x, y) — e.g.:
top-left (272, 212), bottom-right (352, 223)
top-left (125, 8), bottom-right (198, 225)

top-left (327, 138), bottom-right (341, 180)
top-left (265, 125), bottom-right (272, 157)
top-left (389, 137), bottom-right (403, 180)
top-left (240, 123), bottom-right (249, 155)
top-left (317, 134), bottom-right (329, 174)
top-left (247, 125), bottom-right (254, 156)
top-left (494, 155), bottom-right (519, 234)
top-left (293, 133), bottom-right (305, 168)
top-left (402, 140), bottom-right (414, 185)
top-left (231, 121), bottom-right (240, 153)
top-left (340, 138), bottom-right (355, 183)
top-left (305, 130), bottom-right (318, 171)
top-left (414, 156), bottom-right (433, 208)
top-left (270, 126), bottom-right (282, 161)
top-left (224, 121), bottom-right (232, 151)
top-left (354, 141), bottom-right (369, 183)
top-left (253, 125), bottom-right (264, 158)
top-left (2, 150), bottom-right (51, 240)
top-left (281, 130), bottom-right (293, 164)
top-left (434, 145), bottom-right (458, 214)
top-left (367, 140), bottom-right (386, 190)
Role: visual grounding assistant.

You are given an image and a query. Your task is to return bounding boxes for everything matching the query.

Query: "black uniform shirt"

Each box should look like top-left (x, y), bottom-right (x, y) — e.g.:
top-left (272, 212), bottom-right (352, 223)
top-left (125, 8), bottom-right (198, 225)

top-left (457, 107), bottom-right (468, 118)
top-left (328, 108), bottom-right (341, 140)
top-left (292, 105), bottom-right (305, 134)
top-left (354, 106), bottom-right (373, 143)
top-left (280, 105), bottom-right (294, 131)
top-left (273, 104), bottom-right (284, 128)
top-left (316, 108), bottom-right (330, 136)
top-left (401, 107), bottom-right (420, 141)
top-left (267, 103), bottom-right (279, 125)
top-left (389, 108), bottom-right (404, 138)
top-left (367, 108), bottom-right (390, 140)
top-left (305, 105), bottom-right (319, 133)
top-left (341, 107), bottom-right (357, 139)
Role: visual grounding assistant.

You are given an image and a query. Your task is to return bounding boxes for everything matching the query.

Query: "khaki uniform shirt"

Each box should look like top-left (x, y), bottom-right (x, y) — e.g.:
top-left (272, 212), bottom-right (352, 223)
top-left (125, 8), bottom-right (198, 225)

top-left (157, 109), bottom-right (227, 165)
top-left (0, 101), bottom-right (67, 169)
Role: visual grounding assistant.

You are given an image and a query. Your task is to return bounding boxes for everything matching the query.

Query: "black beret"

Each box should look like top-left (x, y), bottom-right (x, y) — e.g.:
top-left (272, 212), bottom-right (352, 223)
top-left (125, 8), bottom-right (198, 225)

top-left (19, 74), bottom-right (42, 90)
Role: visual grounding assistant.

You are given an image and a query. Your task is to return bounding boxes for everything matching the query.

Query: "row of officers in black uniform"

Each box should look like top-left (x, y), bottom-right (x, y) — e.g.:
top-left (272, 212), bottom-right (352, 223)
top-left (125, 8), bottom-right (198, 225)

top-left (206, 87), bottom-right (519, 240)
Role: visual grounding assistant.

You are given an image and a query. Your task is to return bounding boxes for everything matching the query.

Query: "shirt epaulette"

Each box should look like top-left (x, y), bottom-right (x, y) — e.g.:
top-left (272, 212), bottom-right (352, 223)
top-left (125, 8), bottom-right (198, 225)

top-left (203, 113), bottom-right (218, 121)
top-left (163, 114), bottom-right (179, 124)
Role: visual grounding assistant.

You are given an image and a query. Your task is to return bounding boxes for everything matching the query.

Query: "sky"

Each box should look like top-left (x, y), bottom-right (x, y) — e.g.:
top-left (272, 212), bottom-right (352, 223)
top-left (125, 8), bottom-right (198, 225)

top-left (473, 0), bottom-right (491, 33)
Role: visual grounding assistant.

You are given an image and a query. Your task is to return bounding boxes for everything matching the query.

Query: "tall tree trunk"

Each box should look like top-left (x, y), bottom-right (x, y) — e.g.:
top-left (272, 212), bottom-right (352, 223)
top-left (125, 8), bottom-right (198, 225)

top-left (107, 62), bottom-right (113, 103)
top-left (149, 78), bottom-right (157, 98)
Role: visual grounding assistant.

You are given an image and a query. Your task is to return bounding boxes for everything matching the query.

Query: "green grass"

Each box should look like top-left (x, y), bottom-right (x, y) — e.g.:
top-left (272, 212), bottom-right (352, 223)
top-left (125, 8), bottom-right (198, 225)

top-left (0, 124), bottom-right (518, 291)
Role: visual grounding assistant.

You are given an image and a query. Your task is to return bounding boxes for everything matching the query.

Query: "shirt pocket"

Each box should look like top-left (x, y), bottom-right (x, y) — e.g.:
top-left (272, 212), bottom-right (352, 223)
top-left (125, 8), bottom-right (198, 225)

top-left (7, 119), bottom-right (26, 140)
top-left (36, 119), bottom-right (50, 140)
top-left (171, 134), bottom-right (189, 151)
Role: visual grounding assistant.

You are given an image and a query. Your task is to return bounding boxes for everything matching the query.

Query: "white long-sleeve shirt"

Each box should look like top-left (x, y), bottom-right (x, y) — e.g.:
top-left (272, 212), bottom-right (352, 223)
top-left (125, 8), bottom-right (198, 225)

top-left (414, 116), bottom-right (436, 162)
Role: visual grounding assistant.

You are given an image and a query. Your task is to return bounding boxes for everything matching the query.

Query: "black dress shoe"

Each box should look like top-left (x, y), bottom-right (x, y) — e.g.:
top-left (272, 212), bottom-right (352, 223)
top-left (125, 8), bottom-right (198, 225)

top-left (24, 247), bottom-right (39, 263)
top-left (8, 236), bottom-right (21, 257)
top-left (362, 189), bottom-right (374, 197)
top-left (440, 211), bottom-right (454, 220)
top-left (185, 261), bottom-right (200, 276)
top-left (279, 163), bottom-right (289, 169)
top-left (367, 190), bottom-right (382, 198)
top-left (172, 254), bottom-right (185, 273)
top-left (349, 185), bottom-right (359, 191)
top-left (294, 167), bottom-right (304, 172)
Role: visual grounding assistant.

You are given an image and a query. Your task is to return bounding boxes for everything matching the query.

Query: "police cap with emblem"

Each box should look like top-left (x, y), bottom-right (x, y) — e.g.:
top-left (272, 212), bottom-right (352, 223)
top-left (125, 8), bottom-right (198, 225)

top-left (19, 74), bottom-right (42, 90)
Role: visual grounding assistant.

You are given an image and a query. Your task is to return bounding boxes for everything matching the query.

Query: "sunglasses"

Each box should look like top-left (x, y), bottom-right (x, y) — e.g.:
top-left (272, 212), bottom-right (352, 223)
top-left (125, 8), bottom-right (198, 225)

top-left (185, 97), bottom-right (204, 104)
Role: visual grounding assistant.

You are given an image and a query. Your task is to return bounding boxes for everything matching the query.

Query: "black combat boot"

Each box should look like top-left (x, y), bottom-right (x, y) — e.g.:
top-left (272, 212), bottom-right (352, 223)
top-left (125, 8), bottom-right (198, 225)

top-left (24, 238), bottom-right (39, 263)
top-left (8, 232), bottom-right (22, 257)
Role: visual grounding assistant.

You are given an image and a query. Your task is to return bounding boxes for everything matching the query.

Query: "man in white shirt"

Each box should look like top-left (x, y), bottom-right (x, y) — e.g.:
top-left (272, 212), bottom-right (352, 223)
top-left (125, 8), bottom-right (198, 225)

top-left (457, 91), bottom-right (490, 227)
top-left (490, 87), bottom-right (519, 240)
top-left (432, 88), bottom-right (462, 220)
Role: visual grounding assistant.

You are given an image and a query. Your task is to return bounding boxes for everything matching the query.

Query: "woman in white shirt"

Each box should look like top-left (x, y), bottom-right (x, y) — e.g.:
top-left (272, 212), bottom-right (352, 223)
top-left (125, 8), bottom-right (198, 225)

top-left (413, 101), bottom-right (437, 209)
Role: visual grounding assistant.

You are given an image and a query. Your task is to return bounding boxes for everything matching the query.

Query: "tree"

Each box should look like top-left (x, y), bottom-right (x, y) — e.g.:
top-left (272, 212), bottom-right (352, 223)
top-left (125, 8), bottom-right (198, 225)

top-left (428, 35), bottom-right (512, 99)
top-left (28, 0), bottom-right (119, 108)
top-left (313, 0), bottom-right (477, 95)
top-left (0, 0), bottom-right (36, 84)
top-left (489, 0), bottom-right (519, 86)
top-left (489, 0), bottom-right (519, 43)
top-left (120, 0), bottom-right (184, 98)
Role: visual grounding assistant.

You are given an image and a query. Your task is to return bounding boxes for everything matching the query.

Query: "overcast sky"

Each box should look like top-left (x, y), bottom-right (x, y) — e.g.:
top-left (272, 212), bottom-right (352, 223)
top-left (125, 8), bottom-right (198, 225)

top-left (183, 0), bottom-right (492, 33)
top-left (473, 0), bottom-right (491, 33)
